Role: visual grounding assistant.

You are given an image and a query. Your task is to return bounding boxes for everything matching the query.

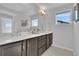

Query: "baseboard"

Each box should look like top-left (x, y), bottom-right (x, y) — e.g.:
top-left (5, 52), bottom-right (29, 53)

top-left (52, 44), bottom-right (73, 52)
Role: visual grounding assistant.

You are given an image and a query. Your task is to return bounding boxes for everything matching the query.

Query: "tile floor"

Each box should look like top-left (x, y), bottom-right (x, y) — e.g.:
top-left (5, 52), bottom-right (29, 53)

top-left (41, 46), bottom-right (73, 56)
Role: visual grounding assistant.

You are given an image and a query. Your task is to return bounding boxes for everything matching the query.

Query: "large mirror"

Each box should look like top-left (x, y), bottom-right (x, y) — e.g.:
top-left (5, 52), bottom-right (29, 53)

top-left (30, 15), bottom-right (41, 34)
top-left (0, 13), bottom-right (16, 34)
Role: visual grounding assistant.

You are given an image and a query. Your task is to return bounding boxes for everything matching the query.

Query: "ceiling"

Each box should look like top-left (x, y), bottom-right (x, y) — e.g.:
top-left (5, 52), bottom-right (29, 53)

top-left (36, 3), bottom-right (68, 9)
top-left (0, 3), bottom-right (74, 16)
top-left (0, 3), bottom-right (34, 11)
top-left (0, 3), bottom-right (70, 11)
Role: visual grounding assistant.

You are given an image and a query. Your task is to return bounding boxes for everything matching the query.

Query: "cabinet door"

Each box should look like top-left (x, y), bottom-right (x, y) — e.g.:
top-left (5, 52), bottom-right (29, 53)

top-left (22, 41), bottom-right (26, 56)
top-left (2, 42), bottom-right (23, 56)
top-left (47, 34), bottom-right (50, 48)
top-left (38, 45), bottom-right (46, 56)
top-left (49, 33), bottom-right (53, 46)
top-left (47, 33), bottom-right (53, 48)
top-left (0, 47), bottom-right (2, 56)
top-left (38, 35), bottom-right (47, 48)
top-left (38, 35), bottom-right (47, 56)
top-left (26, 38), bottom-right (38, 56)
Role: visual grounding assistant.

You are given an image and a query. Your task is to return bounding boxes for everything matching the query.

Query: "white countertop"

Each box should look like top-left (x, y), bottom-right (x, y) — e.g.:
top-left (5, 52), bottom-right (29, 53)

top-left (0, 31), bottom-right (53, 46)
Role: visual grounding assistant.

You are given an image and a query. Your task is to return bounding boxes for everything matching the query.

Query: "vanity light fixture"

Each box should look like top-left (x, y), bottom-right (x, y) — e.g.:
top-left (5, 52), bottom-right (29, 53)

top-left (39, 6), bottom-right (47, 16)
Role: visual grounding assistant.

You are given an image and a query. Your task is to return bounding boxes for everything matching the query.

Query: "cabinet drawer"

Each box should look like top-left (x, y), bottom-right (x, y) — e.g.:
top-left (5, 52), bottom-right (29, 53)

top-left (26, 38), bottom-right (38, 56)
top-left (38, 45), bottom-right (46, 56)
top-left (38, 35), bottom-right (47, 48)
top-left (38, 35), bottom-right (47, 41)
top-left (41, 35), bottom-right (47, 39)
top-left (2, 42), bottom-right (22, 48)
top-left (38, 36), bottom-right (41, 41)
top-left (38, 39), bottom-right (46, 48)
top-left (2, 42), bottom-right (23, 56)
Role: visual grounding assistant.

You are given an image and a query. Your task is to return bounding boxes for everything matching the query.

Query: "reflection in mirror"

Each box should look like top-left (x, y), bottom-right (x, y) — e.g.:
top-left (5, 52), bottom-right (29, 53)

top-left (30, 15), bottom-right (41, 34)
top-left (1, 17), bottom-right (12, 33)
top-left (31, 15), bottom-right (38, 27)
top-left (21, 20), bottom-right (28, 27)
top-left (0, 16), bottom-right (13, 33)
top-left (32, 18), bottom-right (38, 27)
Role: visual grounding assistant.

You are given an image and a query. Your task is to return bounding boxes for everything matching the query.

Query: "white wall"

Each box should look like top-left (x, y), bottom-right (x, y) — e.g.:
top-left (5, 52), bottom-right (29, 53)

top-left (49, 4), bottom-right (74, 50)
top-left (73, 21), bottom-right (79, 55)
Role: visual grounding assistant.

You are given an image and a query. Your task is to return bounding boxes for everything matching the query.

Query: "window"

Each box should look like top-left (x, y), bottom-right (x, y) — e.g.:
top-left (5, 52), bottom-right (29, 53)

top-left (1, 18), bottom-right (12, 33)
top-left (5, 20), bottom-right (12, 28)
top-left (32, 19), bottom-right (38, 27)
top-left (56, 11), bottom-right (71, 24)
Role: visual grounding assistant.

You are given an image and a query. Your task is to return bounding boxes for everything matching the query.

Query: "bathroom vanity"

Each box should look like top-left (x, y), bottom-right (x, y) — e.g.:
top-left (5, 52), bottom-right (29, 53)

top-left (0, 32), bottom-right (53, 56)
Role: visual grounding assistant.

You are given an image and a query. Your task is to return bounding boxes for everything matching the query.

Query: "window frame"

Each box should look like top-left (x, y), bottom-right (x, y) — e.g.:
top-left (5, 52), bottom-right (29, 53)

top-left (31, 15), bottom-right (39, 27)
top-left (55, 10), bottom-right (72, 24)
top-left (1, 17), bottom-right (12, 33)
top-left (32, 18), bottom-right (38, 27)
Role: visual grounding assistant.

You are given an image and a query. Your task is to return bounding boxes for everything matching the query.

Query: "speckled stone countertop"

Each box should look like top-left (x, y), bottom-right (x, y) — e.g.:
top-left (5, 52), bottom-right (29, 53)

top-left (0, 31), bottom-right (53, 46)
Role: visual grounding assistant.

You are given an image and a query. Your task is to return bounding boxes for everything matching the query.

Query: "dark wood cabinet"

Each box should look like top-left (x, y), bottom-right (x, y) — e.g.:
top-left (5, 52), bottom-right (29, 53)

top-left (38, 35), bottom-right (47, 56)
top-left (47, 33), bottom-right (53, 48)
top-left (47, 34), bottom-right (50, 48)
top-left (26, 37), bottom-right (38, 56)
top-left (38, 45), bottom-right (46, 56)
top-left (0, 47), bottom-right (2, 56)
top-left (0, 33), bottom-right (53, 56)
top-left (1, 42), bottom-right (23, 56)
top-left (38, 35), bottom-right (47, 48)
top-left (22, 41), bottom-right (27, 56)
top-left (49, 33), bottom-right (53, 46)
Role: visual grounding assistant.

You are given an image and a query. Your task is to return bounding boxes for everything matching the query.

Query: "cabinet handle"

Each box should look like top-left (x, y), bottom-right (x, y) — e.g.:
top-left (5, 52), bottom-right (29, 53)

top-left (23, 46), bottom-right (25, 50)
